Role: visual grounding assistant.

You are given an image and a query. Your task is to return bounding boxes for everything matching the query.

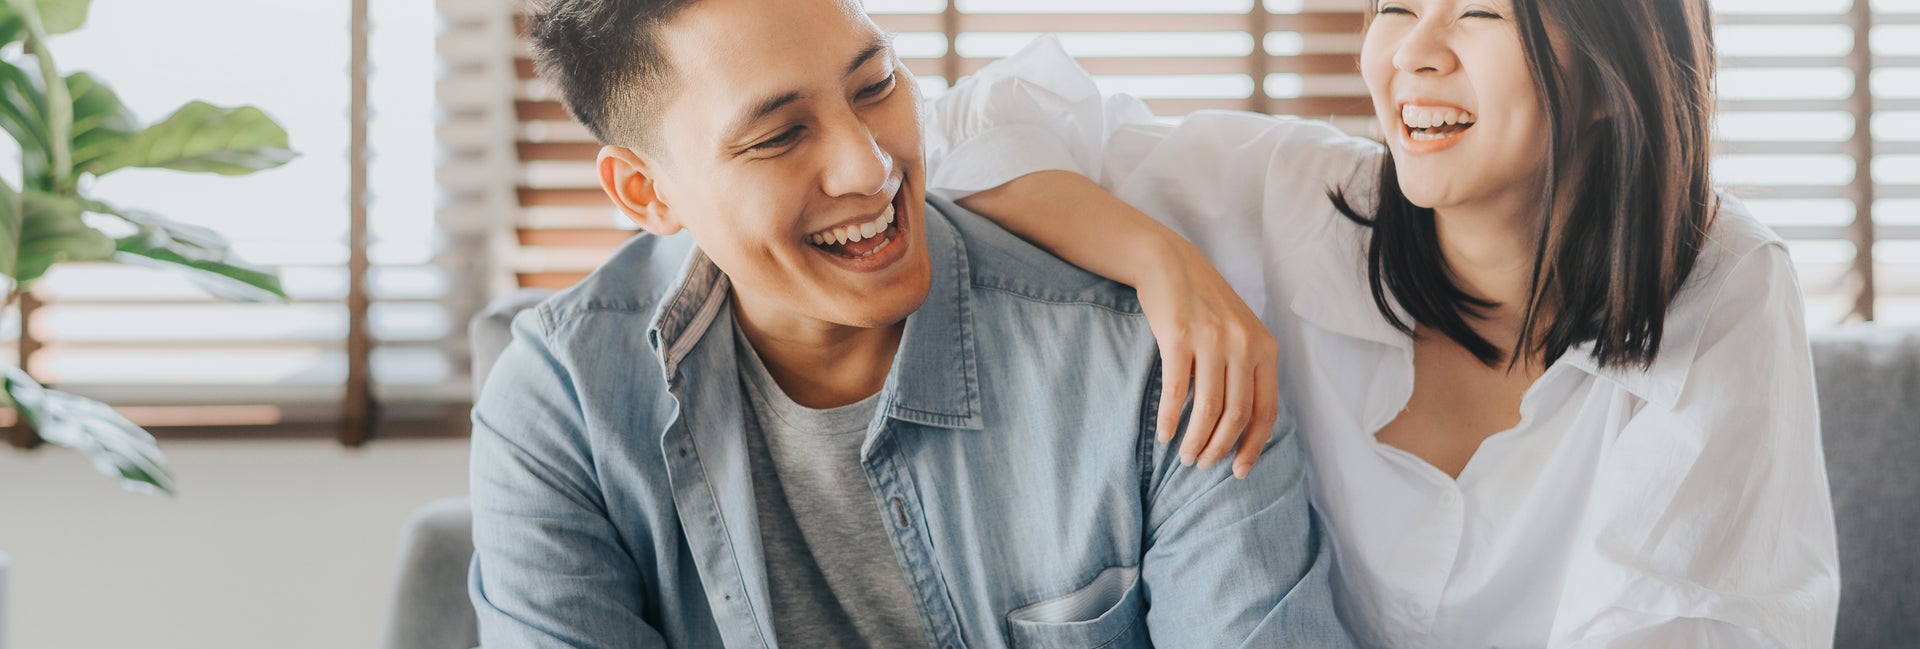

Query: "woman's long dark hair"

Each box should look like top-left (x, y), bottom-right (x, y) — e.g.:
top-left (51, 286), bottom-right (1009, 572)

top-left (1333, 0), bottom-right (1718, 370)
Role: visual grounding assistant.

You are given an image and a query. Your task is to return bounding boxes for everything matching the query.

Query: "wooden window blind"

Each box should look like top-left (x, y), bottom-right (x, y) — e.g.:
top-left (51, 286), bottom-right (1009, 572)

top-left (5, 0), bottom-right (467, 445)
top-left (499, 0), bottom-right (1912, 346)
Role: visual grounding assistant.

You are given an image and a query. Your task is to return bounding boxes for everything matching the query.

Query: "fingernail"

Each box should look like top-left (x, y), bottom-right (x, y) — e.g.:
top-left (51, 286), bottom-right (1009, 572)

top-left (1179, 454), bottom-right (1195, 466)
top-left (1197, 457), bottom-right (1216, 469)
top-left (1233, 466), bottom-right (1249, 479)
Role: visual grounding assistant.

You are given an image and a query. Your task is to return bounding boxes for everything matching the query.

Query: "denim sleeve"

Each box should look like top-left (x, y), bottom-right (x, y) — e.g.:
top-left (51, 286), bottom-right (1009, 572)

top-left (468, 309), bottom-right (668, 648)
top-left (1140, 397), bottom-right (1356, 647)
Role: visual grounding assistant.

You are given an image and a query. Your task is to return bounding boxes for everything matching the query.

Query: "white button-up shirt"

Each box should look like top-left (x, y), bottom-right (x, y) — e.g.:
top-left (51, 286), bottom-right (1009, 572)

top-left (923, 36), bottom-right (1840, 649)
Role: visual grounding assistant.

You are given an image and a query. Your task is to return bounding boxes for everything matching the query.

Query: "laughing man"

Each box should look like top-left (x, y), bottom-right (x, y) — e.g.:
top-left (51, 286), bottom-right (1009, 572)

top-left (467, 0), bottom-right (1353, 647)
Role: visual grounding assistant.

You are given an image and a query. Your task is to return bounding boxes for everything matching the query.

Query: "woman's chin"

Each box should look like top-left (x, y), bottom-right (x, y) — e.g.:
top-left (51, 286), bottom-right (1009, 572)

top-left (1394, 182), bottom-right (1449, 210)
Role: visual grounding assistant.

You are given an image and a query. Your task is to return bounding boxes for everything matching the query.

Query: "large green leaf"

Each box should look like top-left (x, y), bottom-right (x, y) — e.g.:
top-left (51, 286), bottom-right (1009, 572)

top-left (0, 178), bottom-right (19, 280)
top-left (81, 101), bottom-right (295, 177)
top-left (100, 204), bottom-right (287, 302)
top-left (0, 0), bottom-right (92, 42)
top-left (35, 0), bottom-right (90, 34)
top-left (0, 59), bottom-right (53, 187)
top-left (13, 191), bottom-right (110, 285)
top-left (4, 0), bottom-right (73, 184)
top-left (66, 70), bottom-right (137, 174)
top-left (2, 363), bottom-right (174, 496)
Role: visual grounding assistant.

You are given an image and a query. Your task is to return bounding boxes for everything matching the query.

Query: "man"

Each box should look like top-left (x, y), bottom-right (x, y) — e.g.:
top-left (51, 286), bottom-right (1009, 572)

top-left (468, 0), bottom-right (1353, 646)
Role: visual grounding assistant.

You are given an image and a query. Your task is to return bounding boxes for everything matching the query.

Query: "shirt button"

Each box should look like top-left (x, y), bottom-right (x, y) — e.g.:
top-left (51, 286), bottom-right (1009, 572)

top-left (891, 497), bottom-right (909, 528)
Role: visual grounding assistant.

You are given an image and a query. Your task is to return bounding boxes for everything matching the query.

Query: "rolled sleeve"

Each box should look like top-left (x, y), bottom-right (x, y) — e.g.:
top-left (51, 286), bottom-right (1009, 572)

top-left (1140, 404), bottom-right (1357, 647)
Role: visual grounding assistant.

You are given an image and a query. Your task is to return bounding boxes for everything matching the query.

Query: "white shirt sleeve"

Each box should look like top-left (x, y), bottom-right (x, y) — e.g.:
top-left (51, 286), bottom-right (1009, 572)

top-left (920, 34), bottom-right (1382, 317)
top-left (922, 34), bottom-right (1158, 196)
top-left (1549, 243), bottom-right (1841, 648)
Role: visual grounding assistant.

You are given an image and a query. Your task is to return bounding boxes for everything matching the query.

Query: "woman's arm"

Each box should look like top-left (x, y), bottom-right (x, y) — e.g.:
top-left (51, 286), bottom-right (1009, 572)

top-left (926, 36), bottom-right (1378, 476)
top-left (960, 172), bottom-right (1280, 478)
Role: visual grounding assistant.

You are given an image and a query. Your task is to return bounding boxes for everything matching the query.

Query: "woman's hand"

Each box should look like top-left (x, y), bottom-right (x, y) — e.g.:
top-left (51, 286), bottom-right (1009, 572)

top-left (958, 171), bottom-right (1280, 477)
top-left (1135, 239), bottom-right (1281, 479)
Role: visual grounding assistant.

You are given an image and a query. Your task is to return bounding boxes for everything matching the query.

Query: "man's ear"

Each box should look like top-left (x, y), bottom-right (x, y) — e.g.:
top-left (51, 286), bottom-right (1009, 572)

top-left (598, 145), bottom-right (682, 236)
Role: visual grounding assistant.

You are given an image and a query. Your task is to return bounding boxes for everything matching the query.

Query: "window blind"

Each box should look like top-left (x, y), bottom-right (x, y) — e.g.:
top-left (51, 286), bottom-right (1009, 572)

top-left (4, 0), bottom-right (465, 443)
top-left (502, 0), bottom-right (1914, 322)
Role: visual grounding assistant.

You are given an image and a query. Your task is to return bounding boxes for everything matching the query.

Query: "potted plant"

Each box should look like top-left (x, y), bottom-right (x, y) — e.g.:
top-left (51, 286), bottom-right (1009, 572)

top-left (0, 0), bottom-right (294, 644)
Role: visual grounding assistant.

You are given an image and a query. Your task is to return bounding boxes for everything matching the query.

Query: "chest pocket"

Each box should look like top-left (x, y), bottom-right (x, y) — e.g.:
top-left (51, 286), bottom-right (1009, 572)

top-left (1005, 565), bottom-right (1147, 649)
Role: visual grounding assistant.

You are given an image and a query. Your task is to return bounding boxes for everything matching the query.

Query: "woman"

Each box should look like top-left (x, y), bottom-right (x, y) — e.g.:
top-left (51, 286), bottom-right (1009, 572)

top-left (921, 0), bottom-right (1840, 646)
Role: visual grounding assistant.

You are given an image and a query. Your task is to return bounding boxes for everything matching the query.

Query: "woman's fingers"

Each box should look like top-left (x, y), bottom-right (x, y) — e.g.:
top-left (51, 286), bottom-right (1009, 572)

top-left (1178, 348), bottom-right (1225, 465)
top-left (1156, 343), bottom-right (1193, 443)
top-left (1233, 354), bottom-right (1281, 479)
top-left (1196, 352), bottom-right (1253, 470)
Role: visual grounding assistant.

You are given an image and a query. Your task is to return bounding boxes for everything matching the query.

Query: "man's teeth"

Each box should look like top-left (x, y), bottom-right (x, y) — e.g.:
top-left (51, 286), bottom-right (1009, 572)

top-left (1401, 105), bottom-right (1477, 129)
top-left (808, 202), bottom-right (897, 246)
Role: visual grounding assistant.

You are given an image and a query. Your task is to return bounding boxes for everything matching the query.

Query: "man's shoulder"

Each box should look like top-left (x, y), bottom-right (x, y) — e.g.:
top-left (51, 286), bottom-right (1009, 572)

top-left (933, 197), bottom-right (1145, 319)
top-left (536, 230), bottom-right (700, 327)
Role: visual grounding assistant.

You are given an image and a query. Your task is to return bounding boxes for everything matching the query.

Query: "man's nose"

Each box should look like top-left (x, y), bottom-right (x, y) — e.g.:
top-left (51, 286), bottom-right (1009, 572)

top-left (820, 117), bottom-right (893, 199)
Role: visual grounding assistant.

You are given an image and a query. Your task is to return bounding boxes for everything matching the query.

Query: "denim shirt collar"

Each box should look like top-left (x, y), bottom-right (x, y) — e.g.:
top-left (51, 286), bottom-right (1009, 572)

top-left (645, 202), bottom-right (987, 430)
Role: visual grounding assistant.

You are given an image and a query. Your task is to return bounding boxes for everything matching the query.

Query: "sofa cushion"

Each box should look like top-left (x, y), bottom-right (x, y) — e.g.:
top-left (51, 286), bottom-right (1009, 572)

top-left (1812, 326), bottom-right (1920, 648)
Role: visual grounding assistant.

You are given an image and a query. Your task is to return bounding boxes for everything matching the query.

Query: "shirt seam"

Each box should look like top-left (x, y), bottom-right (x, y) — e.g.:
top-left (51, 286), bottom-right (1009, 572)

top-left (971, 282), bottom-right (1144, 317)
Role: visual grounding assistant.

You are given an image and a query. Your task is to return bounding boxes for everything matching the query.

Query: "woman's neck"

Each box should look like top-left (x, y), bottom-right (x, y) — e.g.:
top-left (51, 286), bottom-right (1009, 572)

top-left (1431, 197), bottom-right (1540, 337)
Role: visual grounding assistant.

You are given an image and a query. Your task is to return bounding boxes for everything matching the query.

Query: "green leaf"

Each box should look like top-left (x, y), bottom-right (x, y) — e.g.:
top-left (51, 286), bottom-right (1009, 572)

top-left (66, 71), bottom-right (137, 174)
top-left (0, 0), bottom-right (91, 42)
top-left (81, 101), bottom-right (295, 177)
top-left (0, 178), bottom-right (19, 280)
top-left (13, 191), bottom-right (110, 285)
top-left (2, 363), bottom-right (175, 496)
top-left (0, 59), bottom-right (53, 188)
top-left (34, 0), bottom-right (89, 34)
top-left (102, 205), bottom-right (287, 303)
top-left (5, 0), bottom-right (73, 184)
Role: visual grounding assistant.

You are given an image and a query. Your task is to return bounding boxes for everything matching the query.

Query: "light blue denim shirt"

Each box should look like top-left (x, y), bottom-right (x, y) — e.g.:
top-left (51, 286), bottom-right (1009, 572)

top-left (468, 198), bottom-right (1354, 648)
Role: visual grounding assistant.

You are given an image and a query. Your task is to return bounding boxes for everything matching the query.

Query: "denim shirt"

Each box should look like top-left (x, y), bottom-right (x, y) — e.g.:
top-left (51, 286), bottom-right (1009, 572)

top-left (468, 198), bottom-right (1354, 648)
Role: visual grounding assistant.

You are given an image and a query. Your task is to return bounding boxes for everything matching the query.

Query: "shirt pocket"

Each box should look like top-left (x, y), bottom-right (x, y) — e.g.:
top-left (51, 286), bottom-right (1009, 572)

top-left (1005, 565), bottom-right (1148, 649)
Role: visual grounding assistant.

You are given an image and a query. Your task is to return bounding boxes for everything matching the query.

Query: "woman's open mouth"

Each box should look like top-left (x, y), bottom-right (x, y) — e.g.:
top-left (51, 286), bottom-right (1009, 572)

top-left (1401, 104), bottom-right (1477, 144)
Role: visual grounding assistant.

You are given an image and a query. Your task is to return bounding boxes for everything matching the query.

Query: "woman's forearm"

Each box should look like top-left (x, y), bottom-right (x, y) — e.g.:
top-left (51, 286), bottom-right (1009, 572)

top-left (956, 170), bottom-right (1186, 288)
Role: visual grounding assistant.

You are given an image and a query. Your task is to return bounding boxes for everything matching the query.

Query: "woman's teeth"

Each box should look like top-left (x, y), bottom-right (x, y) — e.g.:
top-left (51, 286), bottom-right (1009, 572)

top-left (1401, 105), bottom-right (1477, 129)
top-left (808, 202), bottom-right (896, 246)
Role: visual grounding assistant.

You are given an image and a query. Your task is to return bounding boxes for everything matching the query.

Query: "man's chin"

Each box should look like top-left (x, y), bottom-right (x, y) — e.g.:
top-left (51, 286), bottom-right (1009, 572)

top-left (828, 262), bottom-right (933, 330)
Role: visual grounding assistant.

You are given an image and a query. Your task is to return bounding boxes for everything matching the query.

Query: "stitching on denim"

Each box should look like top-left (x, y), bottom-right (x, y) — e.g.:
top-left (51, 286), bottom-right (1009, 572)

top-left (972, 283), bottom-right (1144, 317)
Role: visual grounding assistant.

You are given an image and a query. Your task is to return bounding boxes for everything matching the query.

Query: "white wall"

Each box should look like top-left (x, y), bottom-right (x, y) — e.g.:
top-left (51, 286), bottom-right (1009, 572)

top-left (0, 438), bottom-right (470, 649)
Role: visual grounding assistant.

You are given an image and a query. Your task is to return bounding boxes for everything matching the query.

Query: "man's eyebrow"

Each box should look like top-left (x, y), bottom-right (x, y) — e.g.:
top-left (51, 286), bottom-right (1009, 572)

top-left (845, 34), bottom-right (892, 77)
top-left (728, 90), bottom-right (806, 139)
top-left (725, 35), bottom-right (895, 141)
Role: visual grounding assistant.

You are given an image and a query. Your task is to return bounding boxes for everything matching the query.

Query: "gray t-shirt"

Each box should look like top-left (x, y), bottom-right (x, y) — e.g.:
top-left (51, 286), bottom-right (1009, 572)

top-left (734, 326), bottom-right (929, 648)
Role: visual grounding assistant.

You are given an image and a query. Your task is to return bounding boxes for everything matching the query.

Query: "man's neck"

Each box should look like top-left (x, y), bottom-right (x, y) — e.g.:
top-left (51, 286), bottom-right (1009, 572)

top-left (730, 292), bottom-right (904, 409)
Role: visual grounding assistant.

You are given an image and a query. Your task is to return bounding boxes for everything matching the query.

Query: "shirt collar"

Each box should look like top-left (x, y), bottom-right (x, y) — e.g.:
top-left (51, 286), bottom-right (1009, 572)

top-left (1286, 222), bottom-right (1718, 411)
top-left (646, 201), bottom-right (985, 430)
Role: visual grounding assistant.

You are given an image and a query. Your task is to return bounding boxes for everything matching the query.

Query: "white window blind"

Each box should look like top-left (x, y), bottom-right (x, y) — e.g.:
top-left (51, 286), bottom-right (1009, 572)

top-left (2, 0), bottom-right (463, 441)
top-left (1716, 0), bottom-right (1918, 325)
top-left (494, 0), bottom-right (1913, 379)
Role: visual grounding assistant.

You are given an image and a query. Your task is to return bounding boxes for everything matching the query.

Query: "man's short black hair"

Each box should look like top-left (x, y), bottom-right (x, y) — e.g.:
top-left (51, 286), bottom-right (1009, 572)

top-left (527, 0), bottom-right (701, 149)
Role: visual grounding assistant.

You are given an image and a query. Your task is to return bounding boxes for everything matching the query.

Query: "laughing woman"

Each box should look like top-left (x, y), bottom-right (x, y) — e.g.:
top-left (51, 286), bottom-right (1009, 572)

top-left (922, 0), bottom-right (1840, 647)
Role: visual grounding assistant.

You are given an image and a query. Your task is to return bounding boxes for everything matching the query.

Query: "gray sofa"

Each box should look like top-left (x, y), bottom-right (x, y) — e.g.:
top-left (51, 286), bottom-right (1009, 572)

top-left (380, 289), bottom-right (1920, 649)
